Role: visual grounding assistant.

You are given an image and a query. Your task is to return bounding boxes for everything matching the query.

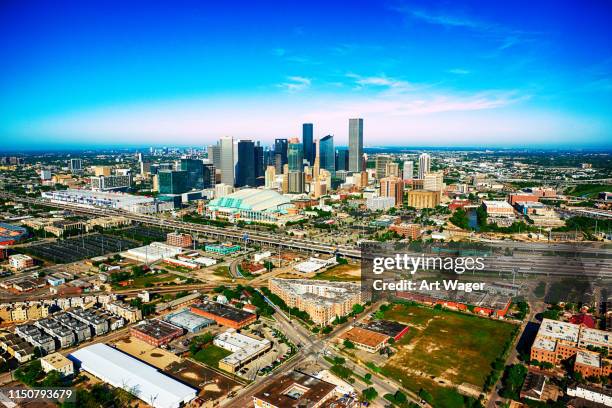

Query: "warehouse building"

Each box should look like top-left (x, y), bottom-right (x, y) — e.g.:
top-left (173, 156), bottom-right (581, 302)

top-left (69, 343), bottom-right (197, 408)
top-left (164, 309), bottom-right (213, 333)
top-left (190, 302), bottom-right (256, 329)
top-left (338, 327), bottom-right (389, 353)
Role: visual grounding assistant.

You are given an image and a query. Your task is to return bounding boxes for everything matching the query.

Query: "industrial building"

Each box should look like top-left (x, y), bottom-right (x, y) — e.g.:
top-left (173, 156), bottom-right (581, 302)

top-left (69, 343), bottom-right (197, 408)
top-left (164, 309), bottom-right (213, 333)
top-left (130, 319), bottom-right (183, 347)
top-left (190, 302), bottom-right (256, 329)
top-left (214, 329), bottom-right (271, 373)
top-left (123, 242), bottom-right (184, 263)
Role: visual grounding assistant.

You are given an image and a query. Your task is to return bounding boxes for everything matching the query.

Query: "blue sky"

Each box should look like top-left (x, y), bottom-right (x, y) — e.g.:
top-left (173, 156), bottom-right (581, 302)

top-left (1, 0), bottom-right (611, 148)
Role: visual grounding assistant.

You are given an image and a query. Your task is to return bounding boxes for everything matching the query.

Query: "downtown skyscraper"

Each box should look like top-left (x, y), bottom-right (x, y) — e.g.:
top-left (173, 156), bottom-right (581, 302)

top-left (348, 118), bottom-right (363, 173)
top-left (302, 123), bottom-right (314, 166)
top-left (219, 136), bottom-right (234, 186)
top-left (235, 140), bottom-right (256, 187)
top-left (319, 135), bottom-right (335, 176)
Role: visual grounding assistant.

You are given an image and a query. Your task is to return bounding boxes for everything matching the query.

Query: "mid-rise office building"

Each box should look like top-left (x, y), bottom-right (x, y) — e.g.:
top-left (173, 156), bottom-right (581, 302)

top-left (180, 158), bottom-right (205, 189)
top-left (380, 176), bottom-right (404, 207)
top-left (158, 170), bottom-right (189, 194)
top-left (69, 158), bottom-right (82, 173)
top-left (90, 174), bottom-right (131, 191)
top-left (375, 155), bottom-right (392, 179)
top-left (336, 149), bottom-right (349, 171)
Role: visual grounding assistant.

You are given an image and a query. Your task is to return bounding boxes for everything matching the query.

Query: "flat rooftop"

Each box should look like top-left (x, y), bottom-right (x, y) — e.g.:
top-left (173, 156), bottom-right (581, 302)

top-left (339, 327), bottom-right (388, 348)
top-left (164, 309), bottom-right (213, 331)
top-left (191, 302), bottom-right (254, 323)
top-left (538, 318), bottom-right (580, 343)
top-left (576, 350), bottom-right (601, 368)
top-left (254, 370), bottom-right (337, 408)
top-left (361, 319), bottom-right (408, 338)
top-left (131, 319), bottom-right (183, 339)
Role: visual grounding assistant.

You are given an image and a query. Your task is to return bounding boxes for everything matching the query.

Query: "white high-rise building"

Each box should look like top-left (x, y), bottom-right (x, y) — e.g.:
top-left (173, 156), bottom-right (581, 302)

top-left (219, 136), bottom-right (234, 186)
top-left (402, 161), bottom-right (414, 180)
top-left (418, 153), bottom-right (430, 179)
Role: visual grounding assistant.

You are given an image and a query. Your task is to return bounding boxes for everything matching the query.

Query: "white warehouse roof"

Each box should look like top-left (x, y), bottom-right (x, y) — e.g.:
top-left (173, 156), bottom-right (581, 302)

top-left (69, 343), bottom-right (197, 408)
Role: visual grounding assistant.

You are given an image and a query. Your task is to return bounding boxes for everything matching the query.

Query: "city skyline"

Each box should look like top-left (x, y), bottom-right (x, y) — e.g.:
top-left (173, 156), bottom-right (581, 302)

top-left (1, 1), bottom-right (611, 149)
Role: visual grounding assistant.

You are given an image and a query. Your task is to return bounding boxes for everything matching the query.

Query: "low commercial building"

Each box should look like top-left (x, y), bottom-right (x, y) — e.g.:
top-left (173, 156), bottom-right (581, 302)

top-left (163, 257), bottom-right (199, 270)
top-left (164, 309), bottom-right (213, 333)
top-left (567, 383), bottom-right (612, 407)
top-left (85, 216), bottom-right (131, 232)
top-left (360, 320), bottom-right (409, 342)
top-left (269, 279), bottom-right (362, 326)
top-left (130, 319), bottom-right (183, 347)
top-left (214, 329), bottom-right (271, 373)
top-left (294, 257), bottom-right (337, 274)
top-left (190, 302), bottom-right (256, 329)
top-left (253, 370), bottom-right (338, 408)
top-left (8, 254), bottom-right (34, 270)
top-left (41, 352), bottom-right (74, 376)
top-left (339, 327), bottom-right (389, 353)
top-left (123, 242), bottom-right (183, 263)
top-left (204, 243), bottom-right (241, 255)
top-left (69, 343), bottom-right (197, 408)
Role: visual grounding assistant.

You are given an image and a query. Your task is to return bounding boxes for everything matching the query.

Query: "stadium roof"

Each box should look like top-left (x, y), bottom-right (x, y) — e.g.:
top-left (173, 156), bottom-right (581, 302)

top-left (69, 343), bottom-right (197, 408)
top-left (208, 188), bottom-right (291, 213)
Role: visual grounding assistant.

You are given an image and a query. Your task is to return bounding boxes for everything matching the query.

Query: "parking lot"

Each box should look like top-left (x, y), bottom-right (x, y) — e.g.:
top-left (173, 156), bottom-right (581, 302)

top-left (238, 323), bottom-right (293, 380)
top-left (23, 234), bottom-right (139, 263)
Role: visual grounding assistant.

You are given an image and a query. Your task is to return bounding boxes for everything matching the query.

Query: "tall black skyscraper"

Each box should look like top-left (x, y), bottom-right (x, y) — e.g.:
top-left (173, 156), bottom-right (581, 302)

top-left (274, 138), bottom-right (288, 171)
top-left (254, 143), bottom-right (264, 178)
top-left (235, 140), bottom-right (256, 187)
top-left (302, 123), bottom-right (314, 165)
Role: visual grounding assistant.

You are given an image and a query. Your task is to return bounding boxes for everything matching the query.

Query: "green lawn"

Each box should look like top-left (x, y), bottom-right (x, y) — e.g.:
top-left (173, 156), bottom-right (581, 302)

top-left (112, 273), bottom-right (177, 289)
top-left (213, 265), bottom-right (231, 278)
top-left (380, 303), bottom-right (517, 407)
top-left (193, 344), bottom-right (232, 368)
top-left (314, 264), bottom-right (361, 281)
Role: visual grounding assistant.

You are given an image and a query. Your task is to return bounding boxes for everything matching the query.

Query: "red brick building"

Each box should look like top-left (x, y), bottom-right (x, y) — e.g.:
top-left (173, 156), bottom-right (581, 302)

top-left (130, 319), bottom-right (183, 347)
top-left (190, 302), bottom-right (256, 329)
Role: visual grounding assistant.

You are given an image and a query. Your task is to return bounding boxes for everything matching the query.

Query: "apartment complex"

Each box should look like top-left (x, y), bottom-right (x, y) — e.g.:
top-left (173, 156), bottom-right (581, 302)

top-left (269, 279), bottom-right (362, 326)
top-left (531, 319), bottom-right (612, 377)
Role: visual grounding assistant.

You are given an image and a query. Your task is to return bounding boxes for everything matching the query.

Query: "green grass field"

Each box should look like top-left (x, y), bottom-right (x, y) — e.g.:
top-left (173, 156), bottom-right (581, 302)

top-left (381, 303), bottom-right (517, 407)
top-left (193, 344), bottom-right (232, 368)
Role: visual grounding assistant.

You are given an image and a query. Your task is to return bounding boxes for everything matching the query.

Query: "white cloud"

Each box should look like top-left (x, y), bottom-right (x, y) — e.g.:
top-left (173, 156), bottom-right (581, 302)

top-left (277, 76), bottom-right (312, 92)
